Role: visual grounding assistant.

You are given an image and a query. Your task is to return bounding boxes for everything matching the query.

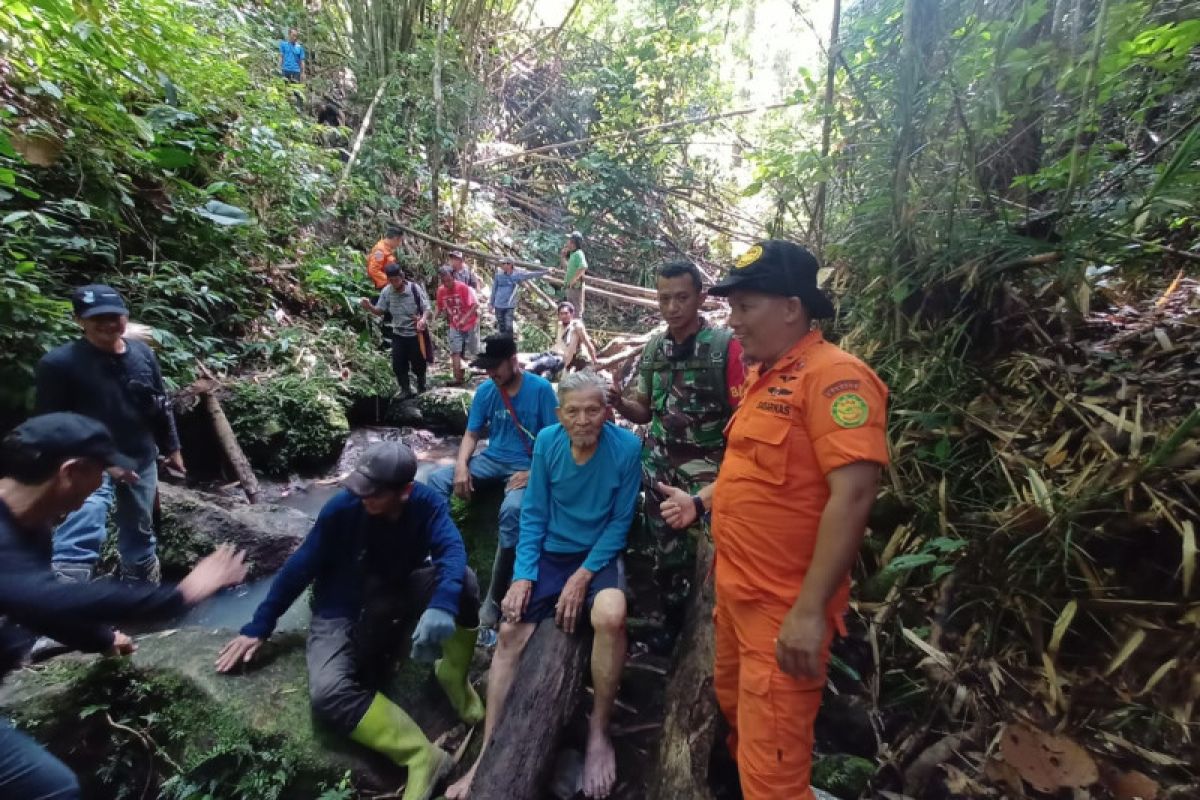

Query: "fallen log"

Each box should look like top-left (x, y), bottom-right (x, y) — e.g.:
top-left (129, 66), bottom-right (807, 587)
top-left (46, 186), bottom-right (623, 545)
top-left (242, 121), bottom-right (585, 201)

top-left (542, 274), bottom-right (662, 309)
top-left (470, 620), bottom-right (589, 800)
top-left (647, 535), bottom-right (719, 800)
top-left (202, 391), bottom-right (260, 504)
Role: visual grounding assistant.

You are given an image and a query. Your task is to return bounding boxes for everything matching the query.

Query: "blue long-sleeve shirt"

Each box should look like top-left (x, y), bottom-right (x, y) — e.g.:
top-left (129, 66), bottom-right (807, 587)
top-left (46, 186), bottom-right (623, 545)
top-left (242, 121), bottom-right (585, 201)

top-left (491, 268), bottom-right (549, 309)
top-left (241, 485), bottom-right (466, 639)
top-left (0, 500), bottom-right (185, 684)
top-left (515, 422), bottom-right (642, 581)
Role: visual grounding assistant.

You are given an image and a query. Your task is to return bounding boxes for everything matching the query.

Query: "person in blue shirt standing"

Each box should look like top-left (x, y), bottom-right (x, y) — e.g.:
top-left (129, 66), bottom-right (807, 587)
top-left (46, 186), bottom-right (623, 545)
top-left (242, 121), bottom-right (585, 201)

top-left (216, 442), bottom-right (483, 800)
top-left (279, 28), bottom-right (306, 82)
top-left (446, 370), bottom-right (641, 800)
top-left (425, 334), bottom-right (559, 629)
top-left (490, 258), bottom-right (549, 336)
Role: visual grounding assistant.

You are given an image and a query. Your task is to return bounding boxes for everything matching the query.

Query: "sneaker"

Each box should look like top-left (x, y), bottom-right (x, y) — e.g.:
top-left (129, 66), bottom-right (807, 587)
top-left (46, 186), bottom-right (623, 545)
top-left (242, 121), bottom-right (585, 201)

top-left (476, 627), bottom-right (498, 650)
top-left (120, 555), bottom-right (161, 585)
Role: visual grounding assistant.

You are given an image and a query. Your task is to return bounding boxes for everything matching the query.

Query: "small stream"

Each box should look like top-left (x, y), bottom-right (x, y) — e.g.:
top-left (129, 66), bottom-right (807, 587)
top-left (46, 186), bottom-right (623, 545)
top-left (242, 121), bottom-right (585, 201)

top-left (166, 427), bottom-right (468, 633)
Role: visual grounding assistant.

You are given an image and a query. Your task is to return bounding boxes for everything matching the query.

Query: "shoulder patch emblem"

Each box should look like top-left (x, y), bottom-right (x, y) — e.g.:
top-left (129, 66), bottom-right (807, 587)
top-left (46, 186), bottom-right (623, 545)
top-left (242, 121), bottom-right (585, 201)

top-left (822, 379), bottom-right (861, 398)
top-left (830, 393), bottom-right (869, 428)
top-left (735, 245), bottom-right (763, 269)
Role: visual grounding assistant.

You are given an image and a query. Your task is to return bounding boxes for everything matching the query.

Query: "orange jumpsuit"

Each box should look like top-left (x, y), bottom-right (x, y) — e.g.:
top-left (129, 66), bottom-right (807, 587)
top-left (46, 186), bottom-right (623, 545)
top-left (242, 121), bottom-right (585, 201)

top-left (711, 329), bottom-right (889, 800)
top-left (366, 239), bottom-right (397, 290)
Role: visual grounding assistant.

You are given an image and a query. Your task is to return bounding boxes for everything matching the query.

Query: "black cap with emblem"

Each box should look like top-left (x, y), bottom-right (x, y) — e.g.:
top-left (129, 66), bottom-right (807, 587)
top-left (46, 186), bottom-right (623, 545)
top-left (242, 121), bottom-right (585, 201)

top-left (708, 240), bottom-right (835, 319)
top-left (71, 284), bottom-right (129, 319)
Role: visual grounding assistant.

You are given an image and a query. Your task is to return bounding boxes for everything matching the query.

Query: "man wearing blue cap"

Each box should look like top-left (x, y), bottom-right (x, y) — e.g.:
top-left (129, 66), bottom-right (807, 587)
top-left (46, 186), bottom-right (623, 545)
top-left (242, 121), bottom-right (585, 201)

top-left (36, 285), bottom-right (184, 586)
top-left (0, 412), bottom-right (248, 799)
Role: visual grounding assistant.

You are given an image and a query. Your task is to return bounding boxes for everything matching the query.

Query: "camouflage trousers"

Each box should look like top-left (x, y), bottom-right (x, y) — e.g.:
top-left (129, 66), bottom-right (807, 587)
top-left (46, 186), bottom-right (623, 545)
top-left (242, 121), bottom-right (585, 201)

top-left (638, 460), bottom-right (712, 619)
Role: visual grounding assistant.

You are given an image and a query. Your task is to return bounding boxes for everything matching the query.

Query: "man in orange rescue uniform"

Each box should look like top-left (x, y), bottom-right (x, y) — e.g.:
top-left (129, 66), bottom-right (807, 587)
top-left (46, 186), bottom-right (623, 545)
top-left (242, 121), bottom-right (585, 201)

top-left (703, 240), bottom-right (888, 799)
top-left (367, 227), bottom-right (403, 290)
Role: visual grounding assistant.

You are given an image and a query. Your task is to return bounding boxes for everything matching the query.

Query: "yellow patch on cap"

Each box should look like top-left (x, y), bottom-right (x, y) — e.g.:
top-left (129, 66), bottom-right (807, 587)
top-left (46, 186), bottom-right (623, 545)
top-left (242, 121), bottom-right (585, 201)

top-left (830, 392), bottom-right (869, 428)
top-left (735, 244), bottom-right (763, 269)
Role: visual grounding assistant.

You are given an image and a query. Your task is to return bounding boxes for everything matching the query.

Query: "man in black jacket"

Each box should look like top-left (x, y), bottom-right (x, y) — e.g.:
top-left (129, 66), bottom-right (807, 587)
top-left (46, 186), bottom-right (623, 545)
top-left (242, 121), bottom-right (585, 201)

top-left (36, 284), bottom-right (184, 584)
top-left (0, 413), bottom-right (247, 799)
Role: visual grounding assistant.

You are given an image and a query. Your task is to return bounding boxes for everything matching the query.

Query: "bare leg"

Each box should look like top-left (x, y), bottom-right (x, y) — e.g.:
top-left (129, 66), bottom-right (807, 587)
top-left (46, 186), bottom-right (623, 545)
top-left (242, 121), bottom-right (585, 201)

top-left (445, 621), bottom-right (536, 799)
top-left (583, 589), bottom-right (626, 798)
top-left (451, 352), bottom-right (464, 384)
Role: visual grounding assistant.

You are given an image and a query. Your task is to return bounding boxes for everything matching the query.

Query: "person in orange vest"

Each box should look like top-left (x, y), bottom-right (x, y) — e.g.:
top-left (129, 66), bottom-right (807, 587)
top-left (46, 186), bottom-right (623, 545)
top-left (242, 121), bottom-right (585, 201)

top-left (659, 240), bottom-right (888, 800)
top-left (367, 227), bottom-right (403, 290)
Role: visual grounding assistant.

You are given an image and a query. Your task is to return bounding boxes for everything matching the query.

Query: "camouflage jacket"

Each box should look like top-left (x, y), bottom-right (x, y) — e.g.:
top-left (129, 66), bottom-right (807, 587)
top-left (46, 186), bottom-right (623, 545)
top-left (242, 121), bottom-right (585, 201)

top-left (636, 320), bottom-right (735, 490)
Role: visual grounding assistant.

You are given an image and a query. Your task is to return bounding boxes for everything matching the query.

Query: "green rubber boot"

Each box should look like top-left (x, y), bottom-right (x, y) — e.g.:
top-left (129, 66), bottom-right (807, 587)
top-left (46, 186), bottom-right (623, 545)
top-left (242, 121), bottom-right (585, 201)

top-left (434, 626), bottom-right (485, 725)
top-left (349, 693), bottom-right (451, 800)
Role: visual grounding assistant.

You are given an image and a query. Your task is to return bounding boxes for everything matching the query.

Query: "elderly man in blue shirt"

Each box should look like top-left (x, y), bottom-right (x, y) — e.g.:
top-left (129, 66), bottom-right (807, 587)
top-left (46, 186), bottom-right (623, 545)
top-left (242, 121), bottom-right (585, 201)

top-left (426, 334), bottom-right (558, 629)
top-left (446, 369), bottom-right (641, 800)
top-left (216, 442), bottom-right (482, 800)
top-left (490, 258), bottom-right (549, 336)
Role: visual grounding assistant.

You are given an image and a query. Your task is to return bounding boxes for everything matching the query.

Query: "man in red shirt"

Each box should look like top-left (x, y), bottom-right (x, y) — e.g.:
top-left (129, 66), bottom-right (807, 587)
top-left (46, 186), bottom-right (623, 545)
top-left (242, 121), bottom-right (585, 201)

top-left (436, 267), bottom-right (480, 386)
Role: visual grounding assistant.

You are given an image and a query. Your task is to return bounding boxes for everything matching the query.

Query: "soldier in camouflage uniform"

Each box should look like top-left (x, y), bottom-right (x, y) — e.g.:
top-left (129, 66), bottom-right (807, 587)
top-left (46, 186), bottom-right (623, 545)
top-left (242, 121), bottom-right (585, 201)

top-left (610, 261), bottom-right (745, 622)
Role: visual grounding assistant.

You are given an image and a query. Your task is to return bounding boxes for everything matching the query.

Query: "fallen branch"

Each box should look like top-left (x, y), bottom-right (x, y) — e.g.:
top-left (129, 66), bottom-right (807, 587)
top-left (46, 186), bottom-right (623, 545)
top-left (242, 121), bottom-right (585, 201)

top-left (332, 79), bottom-right (390, 205)
top-left (471, 621), bottom-right (589, 800)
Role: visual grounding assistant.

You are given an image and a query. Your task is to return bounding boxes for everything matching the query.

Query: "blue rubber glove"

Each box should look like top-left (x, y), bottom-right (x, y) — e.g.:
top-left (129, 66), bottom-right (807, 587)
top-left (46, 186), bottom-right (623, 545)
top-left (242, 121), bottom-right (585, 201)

top-left (411, 607), bottom-right (456, 663)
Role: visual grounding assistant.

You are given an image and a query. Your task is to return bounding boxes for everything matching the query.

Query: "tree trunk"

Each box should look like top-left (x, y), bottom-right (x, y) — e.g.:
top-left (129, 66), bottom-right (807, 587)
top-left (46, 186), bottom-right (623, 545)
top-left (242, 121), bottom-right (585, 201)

top-left (202, 392), bottom-right (260, 504)
top-left (470, 621), bottom-right (589, 800)
top-left (810, 0), bottom-right (842, 252)
top-left (647, 535), bottom-right (719, 800)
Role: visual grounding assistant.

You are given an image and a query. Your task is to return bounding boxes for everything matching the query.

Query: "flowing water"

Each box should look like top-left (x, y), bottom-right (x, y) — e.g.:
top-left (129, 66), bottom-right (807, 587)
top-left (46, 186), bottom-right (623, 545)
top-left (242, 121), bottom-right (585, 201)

top-left (166, 427), bottom-right (469, 633)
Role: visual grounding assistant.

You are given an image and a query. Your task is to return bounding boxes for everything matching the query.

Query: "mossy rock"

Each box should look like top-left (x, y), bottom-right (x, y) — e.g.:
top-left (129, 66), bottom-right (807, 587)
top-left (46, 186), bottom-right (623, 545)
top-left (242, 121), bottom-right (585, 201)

top-left (415, 387), bottom-right (473, 433)
top-left (155, 484), bottom-right (310, 578)
top-left (1, 628), bottom-right (472, 797)
top-left (811, 753), bottom-right (876, 798)
top-left (223, 377), bottom-right (350, 476)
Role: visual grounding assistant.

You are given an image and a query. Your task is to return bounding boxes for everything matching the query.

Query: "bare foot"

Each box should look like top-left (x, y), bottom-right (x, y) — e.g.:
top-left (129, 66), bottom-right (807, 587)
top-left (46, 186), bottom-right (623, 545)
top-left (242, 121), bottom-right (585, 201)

top-left (582, 728), bottom-right (617, 798)
top-left (445, 757), bottom-right (480, 800)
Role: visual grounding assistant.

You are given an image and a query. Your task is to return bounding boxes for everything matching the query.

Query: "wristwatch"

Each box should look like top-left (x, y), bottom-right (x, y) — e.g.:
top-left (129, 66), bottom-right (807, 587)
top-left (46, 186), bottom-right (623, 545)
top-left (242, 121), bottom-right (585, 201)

top-left (691, 495), bottom-right (706, 521)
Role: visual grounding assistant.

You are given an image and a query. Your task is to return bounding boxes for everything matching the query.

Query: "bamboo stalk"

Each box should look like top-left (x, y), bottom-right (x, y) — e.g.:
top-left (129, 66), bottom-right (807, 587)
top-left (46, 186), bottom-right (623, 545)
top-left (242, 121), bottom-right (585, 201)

top-left (332, 79), bottom-right (390, 205)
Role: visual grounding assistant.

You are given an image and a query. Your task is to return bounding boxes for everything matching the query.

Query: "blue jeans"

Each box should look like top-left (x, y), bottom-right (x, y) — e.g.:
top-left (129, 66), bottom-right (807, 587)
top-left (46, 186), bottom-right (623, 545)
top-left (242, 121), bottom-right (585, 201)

top-left (425, 451), bottom-right (524, 549)
top-left (494, 307), bottom-right (515, 336)
top-left (0, 718), bottom-right (80, 799)
top-left (52, 456), bottom-right (158, 569)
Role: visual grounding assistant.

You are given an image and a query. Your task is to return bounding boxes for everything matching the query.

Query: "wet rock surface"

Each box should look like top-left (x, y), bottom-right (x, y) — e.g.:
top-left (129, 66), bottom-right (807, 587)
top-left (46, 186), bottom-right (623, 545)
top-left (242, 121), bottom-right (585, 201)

top-left (157, 484), bottom-right (311, 579)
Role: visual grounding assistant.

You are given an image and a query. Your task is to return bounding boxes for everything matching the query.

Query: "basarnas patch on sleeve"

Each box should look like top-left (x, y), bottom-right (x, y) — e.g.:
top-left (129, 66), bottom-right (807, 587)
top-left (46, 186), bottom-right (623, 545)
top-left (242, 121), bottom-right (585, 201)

top-left (830, 392), bottom-right (869, 428)
top-left (735, 244), bottom-right (763, 269)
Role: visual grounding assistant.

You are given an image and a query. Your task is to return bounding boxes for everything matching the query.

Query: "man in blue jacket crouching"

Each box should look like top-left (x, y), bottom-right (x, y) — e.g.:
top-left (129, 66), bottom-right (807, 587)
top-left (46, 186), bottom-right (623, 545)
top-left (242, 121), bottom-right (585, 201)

top-left (216, 441), bottom-right (483, 800)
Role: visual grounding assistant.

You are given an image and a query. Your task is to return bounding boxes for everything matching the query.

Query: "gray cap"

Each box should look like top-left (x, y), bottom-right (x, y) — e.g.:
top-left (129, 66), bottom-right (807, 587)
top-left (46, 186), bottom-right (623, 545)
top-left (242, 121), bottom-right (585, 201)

top-left (341, 441), bottom-right (418, 497)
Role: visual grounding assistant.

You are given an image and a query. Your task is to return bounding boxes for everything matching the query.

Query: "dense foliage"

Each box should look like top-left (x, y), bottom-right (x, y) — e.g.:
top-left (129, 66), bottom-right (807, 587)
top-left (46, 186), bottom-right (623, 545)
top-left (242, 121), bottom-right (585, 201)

top-left (0, 0), bottom-right (384, 421)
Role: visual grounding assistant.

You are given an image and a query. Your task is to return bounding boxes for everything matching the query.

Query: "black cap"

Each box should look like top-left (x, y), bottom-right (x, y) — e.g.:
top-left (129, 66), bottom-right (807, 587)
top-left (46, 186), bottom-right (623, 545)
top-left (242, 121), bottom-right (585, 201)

top-left (708, 240), bottom-right (835, 319)
top-left (384, 263), bottom-right (404, 278)
top-left (71, 284), bottom-right (128, 319)
top-left (4, 413), bottom-right (136, 472)
top-left (342, 441), bottom-right (418, 497)
top-left (471, 334), bottom-right (517, 369)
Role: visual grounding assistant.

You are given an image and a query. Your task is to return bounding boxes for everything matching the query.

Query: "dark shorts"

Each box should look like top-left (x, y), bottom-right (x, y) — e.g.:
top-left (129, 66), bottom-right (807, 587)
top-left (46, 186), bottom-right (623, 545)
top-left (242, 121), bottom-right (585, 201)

top-left (522, 551), bottom-right (625, 624)
top-left (282, 70), bottom-right (302, 82)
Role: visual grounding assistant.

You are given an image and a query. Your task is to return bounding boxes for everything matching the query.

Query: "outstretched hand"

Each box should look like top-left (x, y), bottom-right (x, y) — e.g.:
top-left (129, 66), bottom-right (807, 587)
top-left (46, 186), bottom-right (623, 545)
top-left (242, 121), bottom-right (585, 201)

top-left (176, 544), bottom-right (248, 606)
top-left (215, 635), bottom-right (263, 673)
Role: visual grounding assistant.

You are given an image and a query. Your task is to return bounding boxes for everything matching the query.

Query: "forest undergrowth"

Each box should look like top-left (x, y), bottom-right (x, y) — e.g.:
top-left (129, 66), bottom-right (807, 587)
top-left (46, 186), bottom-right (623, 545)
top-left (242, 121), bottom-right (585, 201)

top-left (2, 0), bottom-right (1199, 796)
